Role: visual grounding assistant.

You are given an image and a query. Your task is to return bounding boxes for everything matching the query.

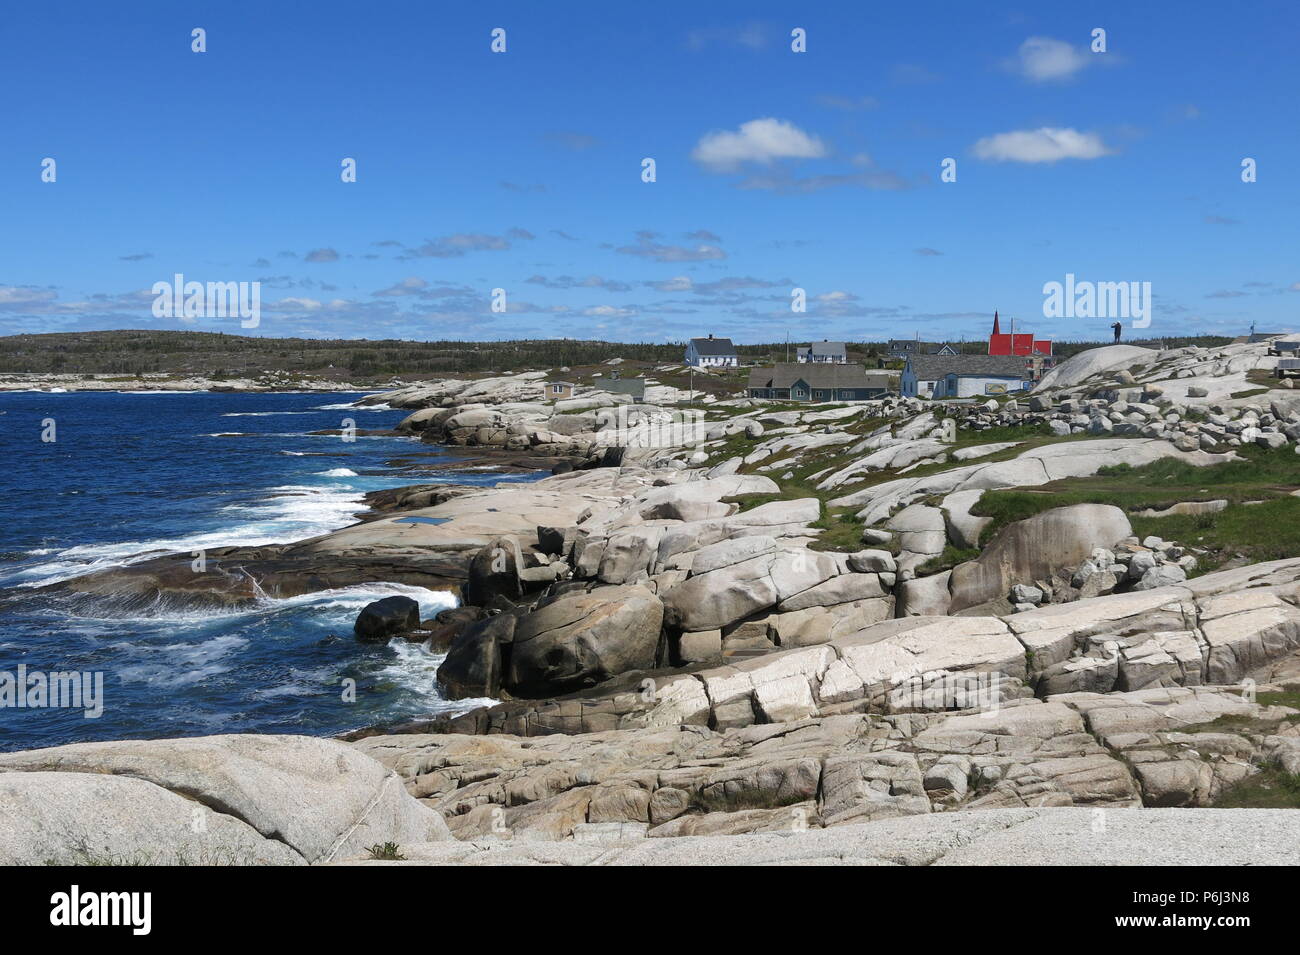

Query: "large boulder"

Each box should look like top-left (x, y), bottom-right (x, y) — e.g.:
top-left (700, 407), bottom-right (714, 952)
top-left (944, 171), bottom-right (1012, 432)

top-left (464, 536), bottom-right (524, 606)
top-left (897, 571), bottom-right (953, 617)
top-left (354, 595), bottom-right (421, 642)
top-left (505, 586), bottom-right (664, 695)
top-left (1034, 344), bottom-right (1155, 391)
top-left (437, 613), bottom-right (517, 699)
top-left (0, 735), bottom-right (450, 865)
top-left (941, 489), bottom-right (991, 550)
top-left (662, 551), bottom-right (838, 632)
top-left (948, 504), bottom-right (1132, 613)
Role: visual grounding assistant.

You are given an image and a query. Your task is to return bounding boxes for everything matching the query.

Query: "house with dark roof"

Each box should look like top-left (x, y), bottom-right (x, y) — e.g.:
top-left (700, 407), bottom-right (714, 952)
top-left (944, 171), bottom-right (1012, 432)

top-left (886, 339), bottom-right (958, 360)
top-left (685, 334), bottom-right (738, 368)
top-left (796, 340), bottom-right (848, 364)
top-left (1239, 331), bottom-right (1285, 344)
top-left (901, 354), bottom-right (1033, 399)
top-left (747, 363), bottom-right (893, 402)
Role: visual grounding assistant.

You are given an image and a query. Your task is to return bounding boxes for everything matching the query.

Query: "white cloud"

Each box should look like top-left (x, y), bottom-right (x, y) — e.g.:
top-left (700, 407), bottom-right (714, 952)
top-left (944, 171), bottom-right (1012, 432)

top-left (691, 118), bottom-right (826, 171)
top-left (1012, 37), bottom-right (1091, 82)
top-left (616, 236), bottom-right (726, 262)
top-left (274, 296), bottom-right (324, 310)
top-left (650, 276), bottom-right (694, 292)
top-left (583, 305), bottom-right (634, 318)
top-left (972, 127), bottom-right (1113, 163)
top-left (375, 277), bottom-right (428, 297)
top-left (0, 286), bottom-right (58, 308)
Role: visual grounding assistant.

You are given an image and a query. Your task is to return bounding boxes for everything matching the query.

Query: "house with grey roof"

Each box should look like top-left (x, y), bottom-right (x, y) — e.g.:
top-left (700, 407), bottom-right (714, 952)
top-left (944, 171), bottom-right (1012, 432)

top-left (886, 339), bottom-right (958, 360)
top-left (796, 340), bottom-right (848, 363)
top-left (685, 334), bottom-right (738, 368)
top-left (747, 363), bottom-right (893, 402)
top-left (901, 354), bottom-right (1033, 399)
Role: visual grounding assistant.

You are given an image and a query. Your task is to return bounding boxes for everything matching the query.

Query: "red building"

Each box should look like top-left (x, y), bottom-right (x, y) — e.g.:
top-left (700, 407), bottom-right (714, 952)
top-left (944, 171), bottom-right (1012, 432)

top-left (987, 311), bottom-right (1052, 357)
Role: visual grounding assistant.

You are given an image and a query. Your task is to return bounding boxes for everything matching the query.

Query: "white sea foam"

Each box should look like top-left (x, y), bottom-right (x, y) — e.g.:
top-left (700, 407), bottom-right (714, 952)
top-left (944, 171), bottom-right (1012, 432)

top-left (4, 483), bottom-right (373, 589)
top-left (315, 401), bottom-right (393, 411)
top-left (316, 468), bottom-right (358, 477)
top-left (220, 410), bottom-right (315, 417)
top-left (115, 634), bottom-right (250, 687)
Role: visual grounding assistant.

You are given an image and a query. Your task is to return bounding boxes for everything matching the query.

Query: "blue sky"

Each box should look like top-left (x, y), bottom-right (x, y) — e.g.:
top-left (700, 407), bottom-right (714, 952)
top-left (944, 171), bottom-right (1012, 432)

top-left (2, 0), bottom-right (1296, 344)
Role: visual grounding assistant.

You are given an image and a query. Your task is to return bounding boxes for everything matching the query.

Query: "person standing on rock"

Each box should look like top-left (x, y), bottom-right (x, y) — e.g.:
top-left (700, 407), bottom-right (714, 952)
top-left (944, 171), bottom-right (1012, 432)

top-left (1111, 321), bottom-right (1122, 343)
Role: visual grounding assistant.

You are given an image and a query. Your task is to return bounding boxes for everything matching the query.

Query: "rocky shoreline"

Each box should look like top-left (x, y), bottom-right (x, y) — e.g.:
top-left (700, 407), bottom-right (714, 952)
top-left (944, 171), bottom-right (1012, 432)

top-left (0, 372), bottom-right (376, 392)
top-left (7, 339), bottom-right (1300, 865)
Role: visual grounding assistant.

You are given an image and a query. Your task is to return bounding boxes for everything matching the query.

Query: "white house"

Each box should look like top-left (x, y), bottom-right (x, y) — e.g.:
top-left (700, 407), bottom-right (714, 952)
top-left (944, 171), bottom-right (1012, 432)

top-left (796, 340), bottom-right (848, 363)
top-left (685, 334), bottom-right (738, 368)
top-left (901, 355), bottom-right (1032, 399)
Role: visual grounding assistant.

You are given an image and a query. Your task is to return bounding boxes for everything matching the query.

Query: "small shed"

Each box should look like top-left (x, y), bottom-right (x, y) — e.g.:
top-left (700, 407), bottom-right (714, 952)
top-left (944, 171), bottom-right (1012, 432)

top-left (546, 380), bottom-right (576, 401)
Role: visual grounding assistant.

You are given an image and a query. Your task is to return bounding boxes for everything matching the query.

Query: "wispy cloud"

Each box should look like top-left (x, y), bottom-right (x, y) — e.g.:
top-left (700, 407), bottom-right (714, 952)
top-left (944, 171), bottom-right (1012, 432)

top-left (526, 274), bottom-right (632, 292)
top-left (737, 168), bottom-right (912, 193)
top-left (815, 93), bottom-right (880, 111)
top-left (685, 22), bottom-right (767, 52)
top-left (399, 231), bottom-right (527, 259)
top-left (542, 130), bottom-right (599, 151)
top-left (616, 233), bottom-right (726, 263)
top-left (891, 64), bottom-right (942, 85)
top-left (1008, 37), bottom-right (1093, 82)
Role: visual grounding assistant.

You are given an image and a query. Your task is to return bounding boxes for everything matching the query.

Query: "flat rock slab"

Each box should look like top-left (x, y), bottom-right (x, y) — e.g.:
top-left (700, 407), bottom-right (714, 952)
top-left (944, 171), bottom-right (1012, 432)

top-left (0, 734), bottom-right (450, 865)
top-left (333, 808), bottom-right (1300, 866)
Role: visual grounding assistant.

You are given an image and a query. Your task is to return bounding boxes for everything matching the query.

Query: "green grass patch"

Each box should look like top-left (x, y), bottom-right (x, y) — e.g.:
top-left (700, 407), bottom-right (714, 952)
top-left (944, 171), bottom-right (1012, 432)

top-left (969, 447), bottom-right (1300, 568)
top-left (915, 545), bottom-right (980, 577)
top-left (1256, 687), bottom-right (1300, 711)
top-left (1212, 767), bottom-right (1300, 809)
top-left (809, 505), bottom-right (872, 552)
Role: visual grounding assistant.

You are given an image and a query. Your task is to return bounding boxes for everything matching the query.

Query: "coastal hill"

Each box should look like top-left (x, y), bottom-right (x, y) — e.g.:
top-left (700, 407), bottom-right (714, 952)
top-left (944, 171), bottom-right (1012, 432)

top-left (0, 329), bottom-right (1233, 383)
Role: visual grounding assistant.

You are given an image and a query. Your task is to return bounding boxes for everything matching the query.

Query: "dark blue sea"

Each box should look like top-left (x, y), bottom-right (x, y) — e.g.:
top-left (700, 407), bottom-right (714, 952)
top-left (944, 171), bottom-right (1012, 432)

top-left (0, 389), bottom-right (529, 751)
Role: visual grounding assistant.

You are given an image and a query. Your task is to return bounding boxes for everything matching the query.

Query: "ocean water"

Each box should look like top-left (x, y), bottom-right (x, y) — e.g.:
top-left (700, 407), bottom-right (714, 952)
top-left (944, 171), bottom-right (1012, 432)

top-left (0, 390), bottom-right (529, 751)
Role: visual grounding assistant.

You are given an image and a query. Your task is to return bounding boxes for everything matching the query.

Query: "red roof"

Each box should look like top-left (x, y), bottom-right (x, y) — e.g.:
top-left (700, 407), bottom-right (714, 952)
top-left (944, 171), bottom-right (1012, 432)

top-left (988, 312), bottom-right (1052, 356)
top-left (989, 334), bottom-right (1053, 356)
